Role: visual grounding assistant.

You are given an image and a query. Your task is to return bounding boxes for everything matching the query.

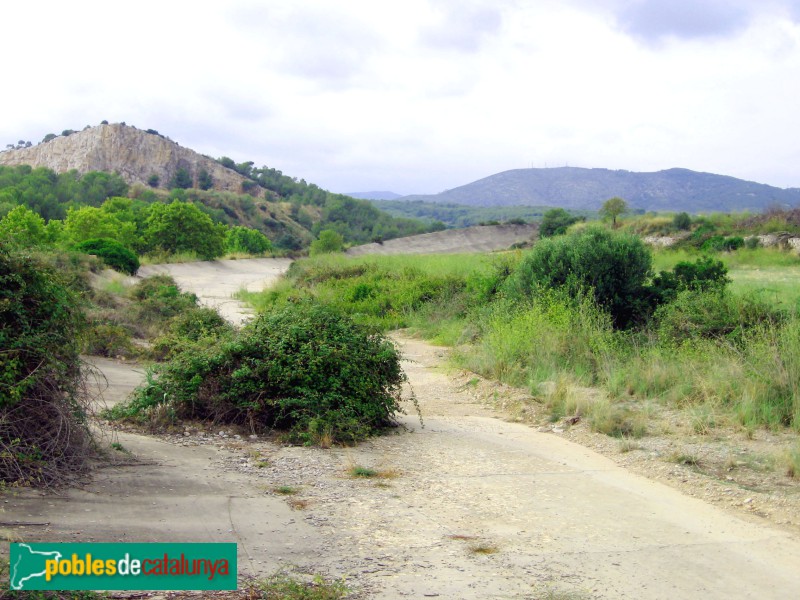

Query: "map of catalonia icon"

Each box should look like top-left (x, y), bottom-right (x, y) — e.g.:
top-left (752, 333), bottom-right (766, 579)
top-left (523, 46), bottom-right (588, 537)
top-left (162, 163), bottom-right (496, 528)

top-left (9, 543), bottom-right (63, 590)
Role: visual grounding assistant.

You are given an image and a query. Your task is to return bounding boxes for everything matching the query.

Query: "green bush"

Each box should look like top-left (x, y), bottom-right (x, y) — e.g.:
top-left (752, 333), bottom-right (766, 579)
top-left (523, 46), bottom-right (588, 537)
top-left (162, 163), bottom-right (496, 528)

top-left (151, 307), bottom-right (233, 361)
top-left (84, 321), bottom-right (136, 358)
top-left (225, 226), bottom-right (273, 255)
top-left (649, 256), bottom-right (730, 304)
top-left (115, 303), bottom-right (409, 444)
top-left (672, 212), bottom-right (692, 231)
top-left (539, 208), bottom-right (582, 237)
top-left (128, 275), bottom-right (198, 336)
top-left (654, 289), bottom-right (784, 345)
top-left (144, 200), bottom-right (226, 260)
top-left (0, 246), bottom-right (93, 485)
top-left (310, 229), bottom-right (344, 256)
top-left (701, 235), bottom-right (745, 252)
top-left (507, 227), bottom-right (653, 328)
top-left (74, 238), bottom-right (140, 275)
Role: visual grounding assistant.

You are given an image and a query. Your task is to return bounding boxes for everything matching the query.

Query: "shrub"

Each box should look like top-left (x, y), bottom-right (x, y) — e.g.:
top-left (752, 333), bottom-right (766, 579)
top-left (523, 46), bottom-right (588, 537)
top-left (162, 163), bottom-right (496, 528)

top-left (672, 212), bottom-right (692, 231)
top-left (310, 230), bottom-right (344, 255)
top-left (649, 256), bottom-right (729, 305)
top-left (128, 275), bottom-right (198, 336)
top-left (151, 307), bottom-right (233, 361)
top-left (0, 205), bottom-right (49, 247)
top-left (654, 289), bottom-right (784, 345)
top-left (701, 235), bottom-right (745, 252)
top-left (507, 227), bottom-right (653, 328)
top-left (84, 321), bottom-right (136, 358)
top-left (75, 238), bottom-right (140, 275)
top-left (0, 246), bottom-right (93, 485)
top-left (225, 226), bottom-right (272, 255)
top-left (115, 303), bottom-right (409, 444)
top-left (539, 208), bottom-right (582, 237)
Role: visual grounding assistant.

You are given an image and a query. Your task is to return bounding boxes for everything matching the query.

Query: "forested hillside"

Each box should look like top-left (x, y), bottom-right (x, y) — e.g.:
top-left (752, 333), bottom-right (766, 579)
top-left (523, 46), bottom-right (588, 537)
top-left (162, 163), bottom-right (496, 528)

top-left (0, 123), bottom-right (441, 252)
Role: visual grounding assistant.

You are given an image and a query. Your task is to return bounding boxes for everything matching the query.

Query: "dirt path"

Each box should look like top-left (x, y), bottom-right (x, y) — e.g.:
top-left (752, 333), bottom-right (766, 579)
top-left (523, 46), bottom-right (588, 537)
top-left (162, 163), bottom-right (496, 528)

top-left (137, 258), bottom-right (292, 325)
top-left (4, 258), bottom-right (800, 598)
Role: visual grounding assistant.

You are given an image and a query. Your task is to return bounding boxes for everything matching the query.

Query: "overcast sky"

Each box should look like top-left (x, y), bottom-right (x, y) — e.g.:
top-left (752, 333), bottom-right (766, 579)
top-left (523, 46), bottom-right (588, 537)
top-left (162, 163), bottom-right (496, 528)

top-left (3, 0), bottom-right (800, 195)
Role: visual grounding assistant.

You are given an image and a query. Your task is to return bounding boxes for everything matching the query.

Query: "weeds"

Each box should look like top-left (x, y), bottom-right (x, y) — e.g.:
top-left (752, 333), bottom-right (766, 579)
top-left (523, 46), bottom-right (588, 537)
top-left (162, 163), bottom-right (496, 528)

top-left (246, 571), bottom-right (348, 599)
top-left (784, 444), bottom-right (800, 478)
top-left (468, 543), bottom-right (499, 555)
top-left (347, 465), bottom-right (398, 479)
top-left (669, 452), bottom-right (702, 467)
top-left (618, 438), bottom-right (642, 453)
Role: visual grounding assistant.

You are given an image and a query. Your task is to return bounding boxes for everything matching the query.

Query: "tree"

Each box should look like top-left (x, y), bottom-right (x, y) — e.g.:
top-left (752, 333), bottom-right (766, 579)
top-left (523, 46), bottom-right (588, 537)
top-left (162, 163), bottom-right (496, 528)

top-left (147, 174), bottom-right (160, 188)
top-left (539, 208), bottom-right (582, 237)
top-left (197, 168), bottom-right (214, 191)
top-left (310, 229), bottom-right (344, 256)
top-left (64, 206), bottom-right (136, 247)
top-left (144, 200), bottom-right (226, 260)
top-left (0, 205), bottom-right (49, 247)
top-left (225, 226), bottom-right (272, 255)
top-left (600, 197), bottom-right (628, 228)
top-left (170, 167), bottom-right (192, 190)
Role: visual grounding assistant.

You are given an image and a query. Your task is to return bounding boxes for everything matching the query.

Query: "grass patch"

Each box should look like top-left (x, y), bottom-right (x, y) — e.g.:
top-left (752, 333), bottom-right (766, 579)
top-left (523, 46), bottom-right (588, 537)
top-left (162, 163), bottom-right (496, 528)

top-left (669, 452), bottom-right (702, 467)
top-left (784, 443), bottom-right (800, 478)
top-left (347, 465), bottom-right (399, 479)
top-left (618, 438), bottom-right (643, 453)
top-left (246, 571), bottom-right (348, 600)
top-left (274, 485), bottom-right (299, 495)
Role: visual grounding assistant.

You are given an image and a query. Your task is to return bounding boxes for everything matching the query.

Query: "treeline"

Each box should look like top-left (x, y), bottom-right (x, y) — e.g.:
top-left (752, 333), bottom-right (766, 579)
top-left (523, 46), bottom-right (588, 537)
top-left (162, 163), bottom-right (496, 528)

top-left (369, 199), bottom-right (596, 228)
top-left (0, 164), bottom-right (441, 252)
top-left (0, 165), bottom-right (129, 220)
top-left (216, 157), bottom-right (442, 242)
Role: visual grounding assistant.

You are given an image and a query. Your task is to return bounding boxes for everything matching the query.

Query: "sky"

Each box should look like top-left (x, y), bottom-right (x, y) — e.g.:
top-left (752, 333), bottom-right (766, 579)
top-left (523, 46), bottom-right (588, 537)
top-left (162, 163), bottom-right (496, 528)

top-left (2, 0), bottom-right (800, 195)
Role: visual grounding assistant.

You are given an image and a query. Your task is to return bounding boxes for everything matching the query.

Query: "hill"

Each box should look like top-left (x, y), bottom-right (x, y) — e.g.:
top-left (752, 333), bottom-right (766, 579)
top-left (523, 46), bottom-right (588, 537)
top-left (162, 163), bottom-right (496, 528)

top-left (0, 123), bottom-right (254, 194)
top-left (0, 123), bottom-right (439, 249)
top-left (400, 167), bottom-right (800, 213)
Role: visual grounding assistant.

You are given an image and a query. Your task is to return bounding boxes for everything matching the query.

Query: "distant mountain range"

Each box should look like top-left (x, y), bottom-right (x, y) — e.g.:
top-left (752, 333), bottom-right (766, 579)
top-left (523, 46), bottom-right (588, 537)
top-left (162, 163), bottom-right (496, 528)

top-left (393, 167), bottom-right (800, 213)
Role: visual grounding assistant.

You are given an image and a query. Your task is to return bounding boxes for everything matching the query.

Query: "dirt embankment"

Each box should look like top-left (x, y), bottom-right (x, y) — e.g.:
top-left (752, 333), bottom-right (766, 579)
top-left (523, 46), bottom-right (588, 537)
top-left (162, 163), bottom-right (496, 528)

top-left (346, 223), bottom-right (537, 256)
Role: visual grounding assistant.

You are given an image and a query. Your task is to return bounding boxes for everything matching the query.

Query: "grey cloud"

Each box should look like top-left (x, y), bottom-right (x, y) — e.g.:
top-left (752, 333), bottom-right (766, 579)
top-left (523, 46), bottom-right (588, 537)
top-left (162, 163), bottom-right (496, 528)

top-left (617, 0), bottom-right (752, 41)
top-left (421, 1), bottom-right (503, 52)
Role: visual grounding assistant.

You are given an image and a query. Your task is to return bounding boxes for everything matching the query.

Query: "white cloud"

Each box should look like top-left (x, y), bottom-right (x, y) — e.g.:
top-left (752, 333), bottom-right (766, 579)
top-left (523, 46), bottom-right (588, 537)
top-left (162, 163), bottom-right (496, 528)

top-left (2, 0), bottom-right (800, 195)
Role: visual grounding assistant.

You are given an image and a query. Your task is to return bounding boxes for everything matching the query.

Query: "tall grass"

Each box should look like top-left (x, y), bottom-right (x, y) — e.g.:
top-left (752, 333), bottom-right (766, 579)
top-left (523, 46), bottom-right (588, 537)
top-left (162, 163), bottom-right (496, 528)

top-left (244, 250), bottom-right (800, 432)
top-left (241, 252), bottom-right (513, 332)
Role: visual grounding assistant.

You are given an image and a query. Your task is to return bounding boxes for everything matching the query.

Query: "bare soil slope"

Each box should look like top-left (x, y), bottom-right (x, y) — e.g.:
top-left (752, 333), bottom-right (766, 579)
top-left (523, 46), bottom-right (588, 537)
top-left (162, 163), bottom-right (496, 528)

top-left (346, 223), bottom-right (537, 256)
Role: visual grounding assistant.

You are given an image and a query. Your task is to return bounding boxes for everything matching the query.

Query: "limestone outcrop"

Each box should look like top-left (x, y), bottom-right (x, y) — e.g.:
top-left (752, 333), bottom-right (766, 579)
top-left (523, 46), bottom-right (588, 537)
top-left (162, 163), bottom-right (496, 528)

top-left (0, 124), bottom-right (257, 194)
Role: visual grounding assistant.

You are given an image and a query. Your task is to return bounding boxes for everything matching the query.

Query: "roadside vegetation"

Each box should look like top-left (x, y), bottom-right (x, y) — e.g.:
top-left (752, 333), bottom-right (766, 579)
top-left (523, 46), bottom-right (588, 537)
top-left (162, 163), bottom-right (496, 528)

top-left (110, 302), bottom-right (411, 445)
top-left (246, 224), bottom-right (800, 439)
top-left (0, 246), bottom-right (94, 486)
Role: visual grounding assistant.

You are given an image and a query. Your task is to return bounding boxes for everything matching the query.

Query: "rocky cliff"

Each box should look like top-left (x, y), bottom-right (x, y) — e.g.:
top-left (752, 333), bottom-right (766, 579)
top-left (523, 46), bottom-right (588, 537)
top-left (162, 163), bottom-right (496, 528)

top-left (0, 124), bottom-right (255, 193)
